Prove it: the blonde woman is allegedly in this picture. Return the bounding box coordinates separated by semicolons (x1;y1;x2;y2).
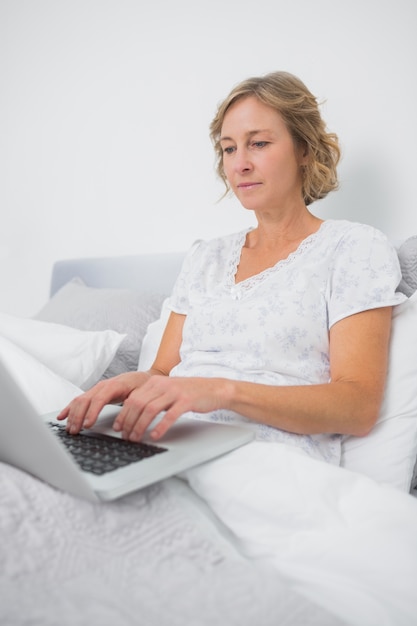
59;71;405;466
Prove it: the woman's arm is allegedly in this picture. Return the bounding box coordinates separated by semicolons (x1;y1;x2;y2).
225;306;392;436
109;306;393;442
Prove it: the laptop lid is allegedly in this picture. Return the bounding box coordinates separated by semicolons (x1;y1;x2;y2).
0;357;253;502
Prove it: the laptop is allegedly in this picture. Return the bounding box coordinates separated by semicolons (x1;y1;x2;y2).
0;358;253;502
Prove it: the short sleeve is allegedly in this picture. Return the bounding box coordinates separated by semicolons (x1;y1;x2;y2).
168;240;203;315
327;224;406;328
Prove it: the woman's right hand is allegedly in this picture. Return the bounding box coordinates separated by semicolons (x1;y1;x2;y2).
57;371;151;435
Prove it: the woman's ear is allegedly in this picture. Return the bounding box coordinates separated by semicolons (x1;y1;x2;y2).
299;141;309;165
295;138;309;167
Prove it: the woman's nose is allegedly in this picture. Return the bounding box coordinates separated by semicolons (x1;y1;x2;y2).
233;149;253;173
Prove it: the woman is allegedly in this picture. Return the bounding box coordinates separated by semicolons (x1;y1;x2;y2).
59;71;405;465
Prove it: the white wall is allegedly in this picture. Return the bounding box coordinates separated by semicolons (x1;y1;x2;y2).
1;0;416;315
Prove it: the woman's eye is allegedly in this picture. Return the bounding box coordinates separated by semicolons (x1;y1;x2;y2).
222;146;235;155
252;141;268;148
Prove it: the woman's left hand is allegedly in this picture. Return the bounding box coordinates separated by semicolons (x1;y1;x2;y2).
113;375;232;441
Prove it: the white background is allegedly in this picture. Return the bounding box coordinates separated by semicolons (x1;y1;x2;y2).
2;0;416;315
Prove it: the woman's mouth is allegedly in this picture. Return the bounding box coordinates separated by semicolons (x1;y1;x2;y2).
237;182;262;190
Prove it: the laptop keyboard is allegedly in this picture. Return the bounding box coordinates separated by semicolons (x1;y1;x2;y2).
48;422;167;475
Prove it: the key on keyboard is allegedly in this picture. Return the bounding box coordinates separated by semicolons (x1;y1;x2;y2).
48;422;167;475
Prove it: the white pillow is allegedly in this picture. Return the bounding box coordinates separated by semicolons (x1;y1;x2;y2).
138;298;171;370
35;278;166;378
342;291;417;491
0;311;125;390
0;335;82;414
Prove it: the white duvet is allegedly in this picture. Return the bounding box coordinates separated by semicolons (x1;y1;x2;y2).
2;438;417;626
183;441;417;626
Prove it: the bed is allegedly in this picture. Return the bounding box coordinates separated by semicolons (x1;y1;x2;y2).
1;233;417;626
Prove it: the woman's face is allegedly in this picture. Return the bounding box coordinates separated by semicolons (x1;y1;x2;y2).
220;96;307;214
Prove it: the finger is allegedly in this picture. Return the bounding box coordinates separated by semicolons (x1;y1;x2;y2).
148;403;186;440
65;394;108;434
112;380;161;434
112;400;143;434
65;395;93;434
119;395;168;441
56;405;70;421
79;397;110;429
67;378;128;434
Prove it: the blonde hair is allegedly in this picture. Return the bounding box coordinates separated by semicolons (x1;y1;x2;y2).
210;71;340;205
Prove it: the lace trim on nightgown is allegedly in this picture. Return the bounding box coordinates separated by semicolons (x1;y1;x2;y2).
228;221;329;294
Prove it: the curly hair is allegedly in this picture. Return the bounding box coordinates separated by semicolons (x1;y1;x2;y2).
209;71;341;205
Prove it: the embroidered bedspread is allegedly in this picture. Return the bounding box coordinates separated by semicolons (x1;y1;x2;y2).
0;461;341;626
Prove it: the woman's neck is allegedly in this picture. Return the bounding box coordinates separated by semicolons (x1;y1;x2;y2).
234;211;324;284
246;208;323;252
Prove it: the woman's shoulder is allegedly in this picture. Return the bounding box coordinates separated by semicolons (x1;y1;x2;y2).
320;220;399;277
322;219;392;246
178;229;251;280
192;228;252;255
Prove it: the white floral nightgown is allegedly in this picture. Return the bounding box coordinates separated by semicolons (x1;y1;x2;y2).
168;220;406;464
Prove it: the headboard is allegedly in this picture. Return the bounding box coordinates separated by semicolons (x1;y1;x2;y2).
50;252;186;297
